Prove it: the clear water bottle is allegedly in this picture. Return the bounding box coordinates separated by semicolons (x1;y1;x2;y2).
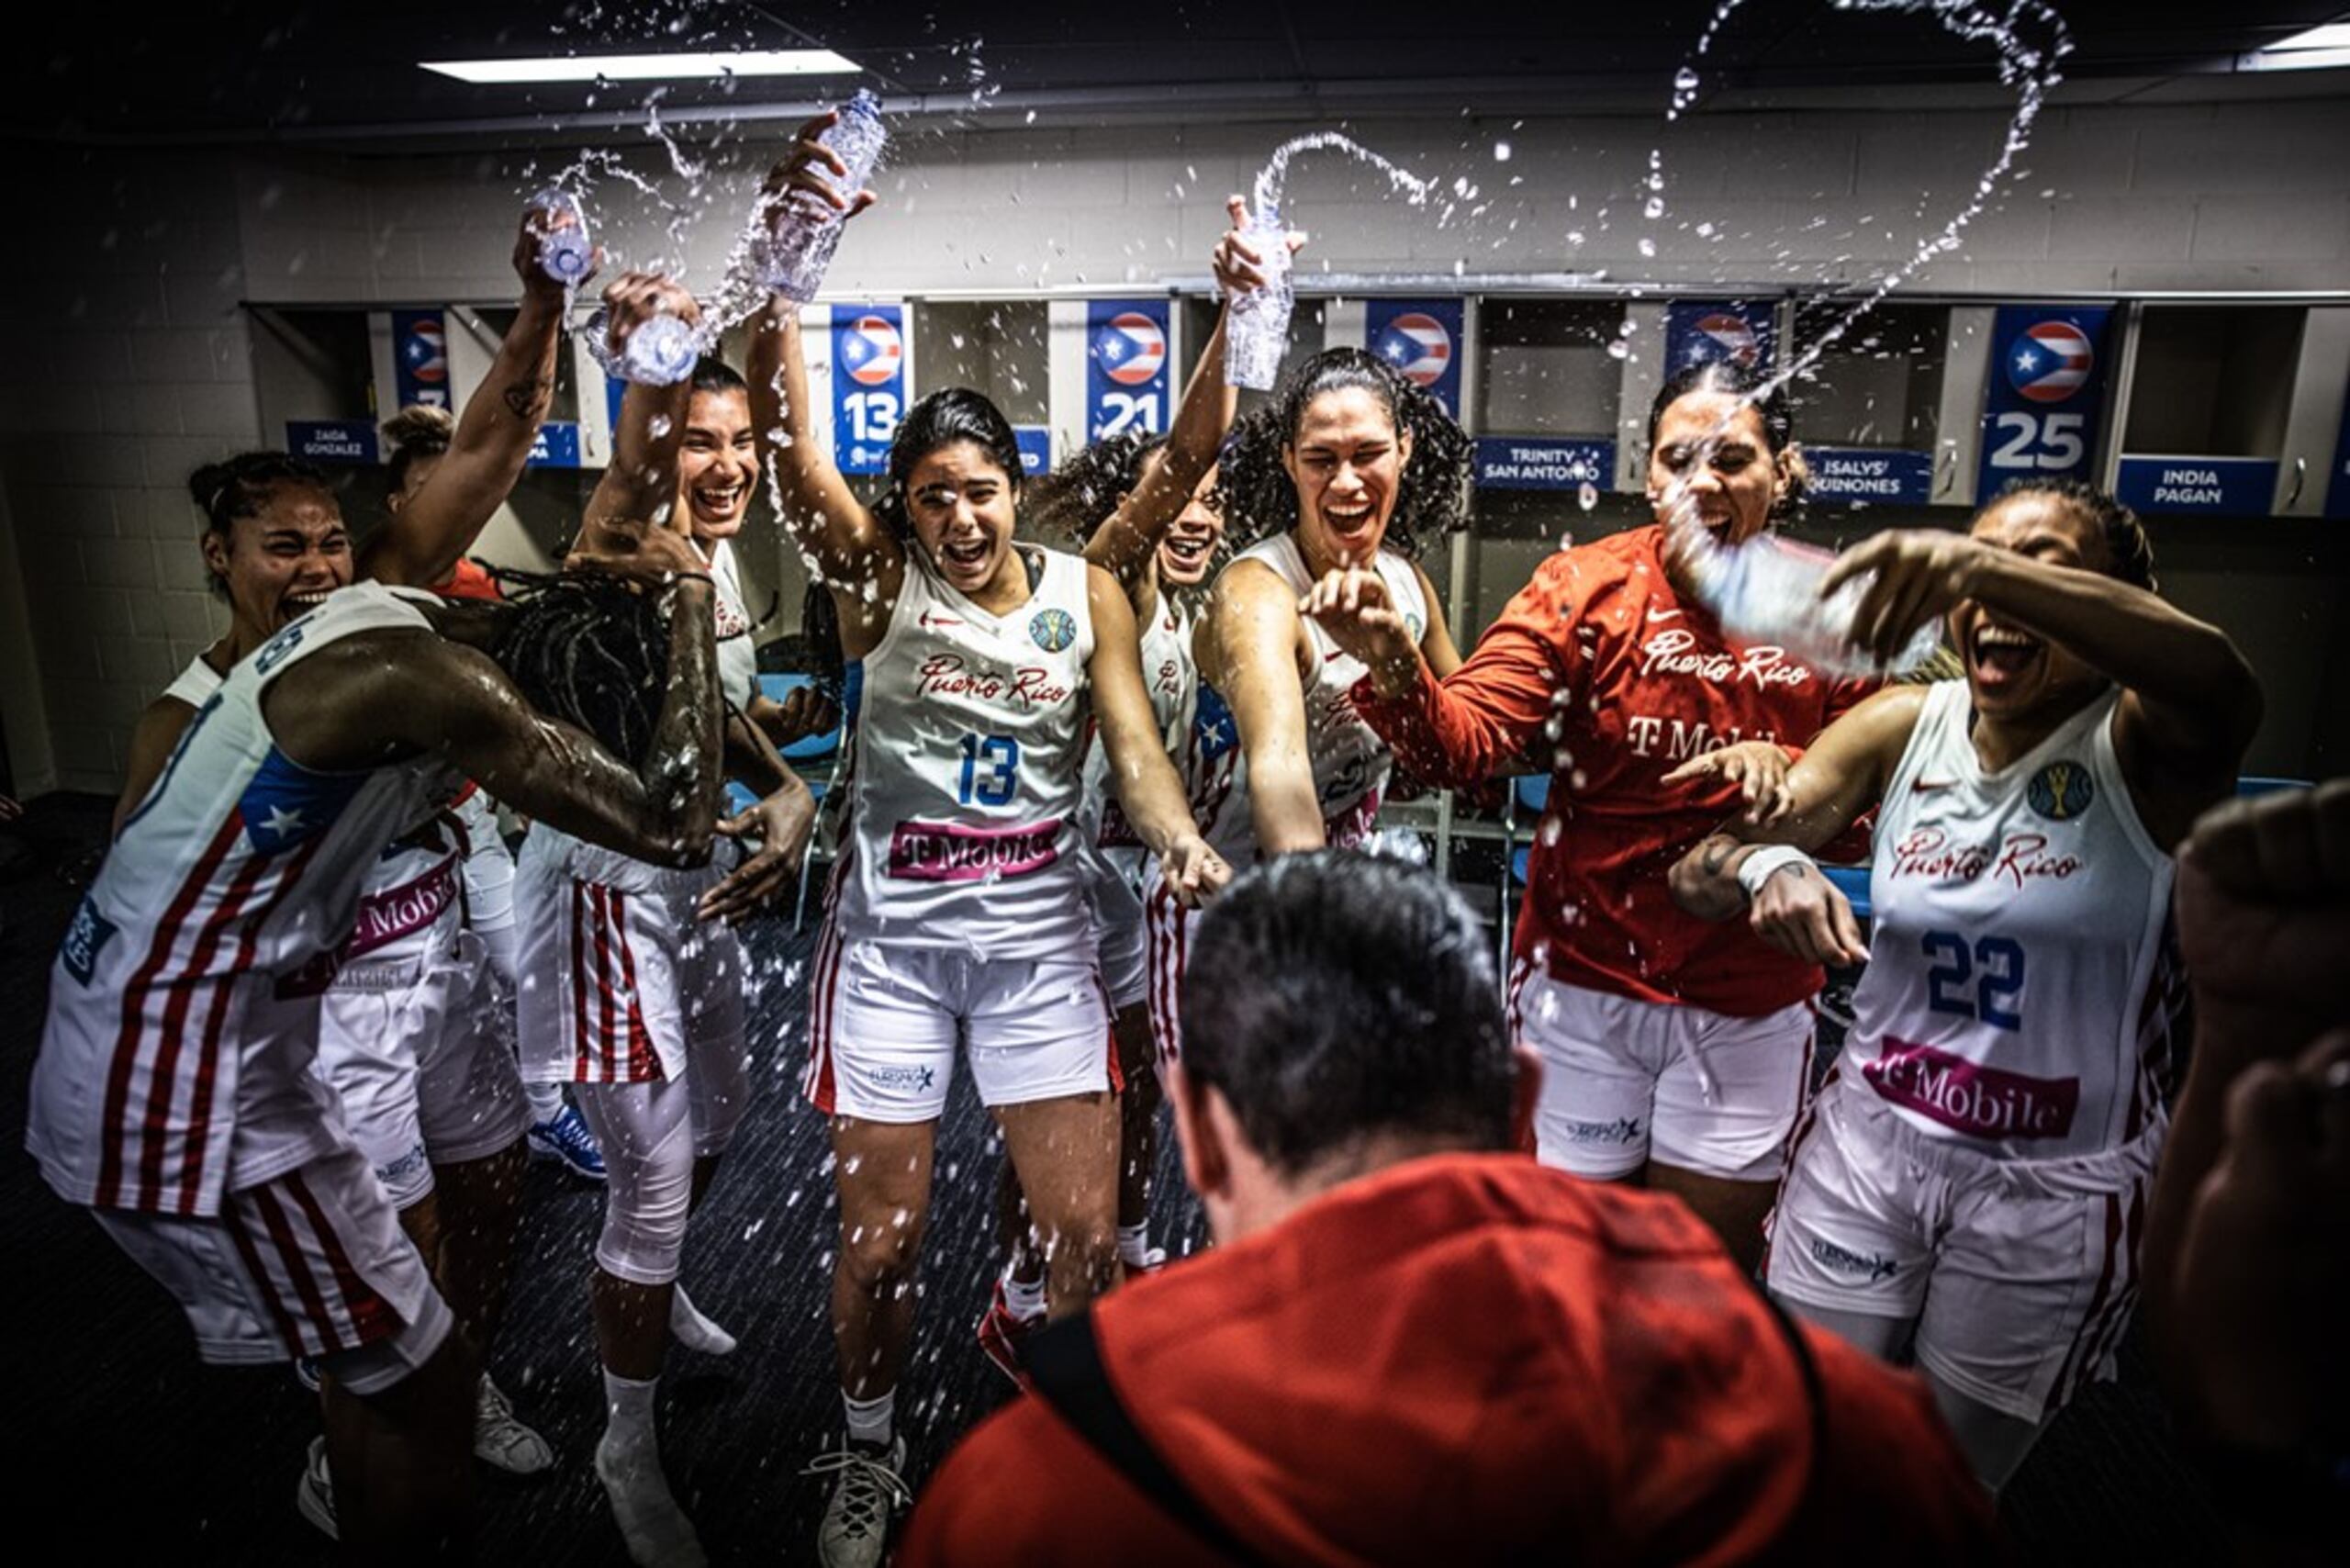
583;308;699;387
532;189;594;287
758;90;889;303
1225;202;1294;392
1684;530;1942;678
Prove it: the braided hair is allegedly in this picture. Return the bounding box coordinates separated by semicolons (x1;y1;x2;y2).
186;451;337;600
1213;348;1473;561
490;575;671;768
1991;476;2156;592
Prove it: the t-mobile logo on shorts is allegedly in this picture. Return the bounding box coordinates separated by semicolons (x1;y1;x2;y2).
1809;1237;1900;1284
1863;1038;2079;1141
1555;1114;1643;1146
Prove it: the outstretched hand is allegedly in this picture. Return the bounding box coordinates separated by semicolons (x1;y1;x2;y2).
1819;529;1986;671
698;785;819;924
565;516;708;588
1160;834;1232;909
1300;566;1419;694
1211;195;1304;299
763;111;878;229
1662;741;1796;825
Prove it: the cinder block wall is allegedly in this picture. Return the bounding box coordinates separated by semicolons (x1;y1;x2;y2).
3;96;2346;794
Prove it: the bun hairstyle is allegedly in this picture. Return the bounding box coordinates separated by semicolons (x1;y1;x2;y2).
380;405;455;493
871;387;1025;542
1646;359;1809;518
1213;347;1473;560
1991;476;2156;592
186;452;335;599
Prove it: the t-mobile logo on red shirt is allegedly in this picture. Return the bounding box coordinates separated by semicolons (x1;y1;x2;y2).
1625;715;1780;762
1863;1038;2079;1140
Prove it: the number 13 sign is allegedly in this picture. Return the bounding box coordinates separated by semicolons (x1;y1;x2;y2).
833;304;908;476
1976;305;2113;501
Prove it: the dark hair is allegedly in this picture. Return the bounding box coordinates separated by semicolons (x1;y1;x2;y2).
186;451;338;600
1179;850;1515;1176
1025;429;1165;547
872;387;1024;542
1989;476;2156;591
491;577;670;767
1214;348;1473;560
1646;358;1808;515
690;357;748;399
379;405;454;494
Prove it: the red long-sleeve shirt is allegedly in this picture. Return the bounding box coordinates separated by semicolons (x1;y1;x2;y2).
1356;525;1874;1016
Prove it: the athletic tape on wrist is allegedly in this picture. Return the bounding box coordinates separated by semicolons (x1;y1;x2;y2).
1736;844;1815;902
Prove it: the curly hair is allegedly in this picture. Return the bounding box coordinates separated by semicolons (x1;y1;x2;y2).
1989;476;2156;592
490;574;671;768
1024;429;1166;548
1212;348;1473;561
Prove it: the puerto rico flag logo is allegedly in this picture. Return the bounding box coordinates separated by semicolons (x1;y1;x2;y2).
401;319;447;389
2027;758;2095;821
1091;312;1166;386
1374;311;1452;388
841;315;903;387
1694;312;1760;367
1029;607;1078;653
2007;321;2094;405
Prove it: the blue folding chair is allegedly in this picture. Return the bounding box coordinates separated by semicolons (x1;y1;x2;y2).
1821;864;1873;925
2235;776;2311;799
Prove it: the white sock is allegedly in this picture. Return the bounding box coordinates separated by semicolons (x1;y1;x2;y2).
595;1376;704;1568
603;1369;659;1454
1002;1271;1047;1324
525;1082;564;1123
844;1389;894;1449
1116;1223;1153;1269
668;1285;737;1357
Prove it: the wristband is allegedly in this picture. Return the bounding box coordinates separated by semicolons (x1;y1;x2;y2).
1736;845;1816;902
666;570;715;588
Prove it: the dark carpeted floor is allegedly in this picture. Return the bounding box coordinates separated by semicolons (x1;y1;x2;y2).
0;792;2224;1562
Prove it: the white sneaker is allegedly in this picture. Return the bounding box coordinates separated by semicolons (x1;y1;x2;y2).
476;1374;555;1475
595;1434;708;1568
805;1435;912;1568
296;1436;338;1540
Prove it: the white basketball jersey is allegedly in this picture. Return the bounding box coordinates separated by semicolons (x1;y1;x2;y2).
710;536;761;713
834;547;1098;959
1848;681;2179;1160
29;582;455;1216
1193;535;1427;867
162;651;227;710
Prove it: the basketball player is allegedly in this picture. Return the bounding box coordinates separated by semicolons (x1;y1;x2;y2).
27;385;726;1562
1667;478;2261;1489
751;118;1228;1568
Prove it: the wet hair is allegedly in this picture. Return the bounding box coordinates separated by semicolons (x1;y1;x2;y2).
380;405;454;495
186;451;338;600
1989;476;2156;591
1214;348;1474;560
491;576;670;768
870;387;1025;542
1180;851;1514;1176
690;357;749;401
1024;429;1165;547
1646;359;1810;514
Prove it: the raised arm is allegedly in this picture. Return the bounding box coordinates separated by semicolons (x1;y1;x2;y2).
572;274;701;559
1087;566;1228;902
1827;526;2261;846
1665;685;1928;966
360;207;573;587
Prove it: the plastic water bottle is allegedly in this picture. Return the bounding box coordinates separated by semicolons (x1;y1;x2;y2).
532;189;594;287
583;308;699;387
1224;202;1294;391
1685;531;1942;678
758;90;889;303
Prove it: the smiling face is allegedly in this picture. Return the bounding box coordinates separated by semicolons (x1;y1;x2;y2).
1646;390;1785;548
201;483;352;641
1281;386;1412;573
1955;491;2110;722
1157;468;1226;588
679;387;759;546
905;440;1020;595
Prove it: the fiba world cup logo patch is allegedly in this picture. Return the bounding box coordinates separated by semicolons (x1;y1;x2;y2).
2027;759;2094;821
1028;608;1077;654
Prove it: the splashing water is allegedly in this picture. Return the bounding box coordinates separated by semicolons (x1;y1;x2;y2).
1248;131;1438;218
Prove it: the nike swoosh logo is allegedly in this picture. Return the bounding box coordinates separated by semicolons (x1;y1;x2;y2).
1647;608;1682;622
921;614;963;628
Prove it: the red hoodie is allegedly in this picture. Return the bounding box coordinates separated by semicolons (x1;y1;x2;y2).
1353;525;1874;1017
902;1153;2001;1566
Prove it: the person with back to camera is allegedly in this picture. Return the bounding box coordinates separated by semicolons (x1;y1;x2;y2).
25;286;737;1562
1666;478;2261;1490
1304;359;1874;1271
2142;778;2349;1565
750;114;1230;1568
901;850;2004;1565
